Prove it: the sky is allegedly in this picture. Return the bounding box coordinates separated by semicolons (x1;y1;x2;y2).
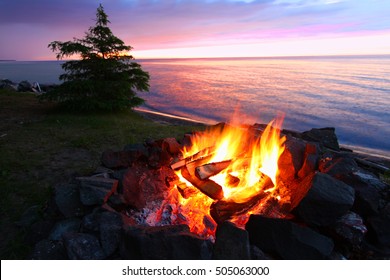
0;0;389;60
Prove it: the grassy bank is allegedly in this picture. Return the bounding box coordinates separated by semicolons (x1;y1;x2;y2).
0;89;203;259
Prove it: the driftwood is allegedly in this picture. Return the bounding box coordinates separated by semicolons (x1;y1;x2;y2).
210;175;274;223
195;160;232;180
170;146;215;170
181;165;224;200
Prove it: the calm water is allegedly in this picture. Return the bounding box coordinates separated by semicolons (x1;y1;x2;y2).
1;56;389;156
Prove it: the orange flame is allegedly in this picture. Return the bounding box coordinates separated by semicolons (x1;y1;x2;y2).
168;116;286;237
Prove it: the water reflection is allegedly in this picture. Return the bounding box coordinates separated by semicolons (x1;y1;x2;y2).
138;56;390;155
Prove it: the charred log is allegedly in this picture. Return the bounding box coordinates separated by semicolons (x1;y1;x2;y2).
176;183;198;199
170;146;216;170
195;160;232;180
210;192;269;224
210;174;274;223
181;165;224;200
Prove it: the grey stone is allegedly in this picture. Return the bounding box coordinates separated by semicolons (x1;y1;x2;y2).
333;211;367;245
30;239;67;260
295;172;355;226
302;127;340;150
250;245;270;260
81;209;102;233
120;225;211;259
367;215;390;247
99;211;123;256
49;218;81;241
63;233;105;260
54;183;84;218
213;221;250;259
246;215;334;259
17;80;32;92
77;176;118;206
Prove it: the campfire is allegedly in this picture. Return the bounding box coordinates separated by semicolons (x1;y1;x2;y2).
27;115;390;260
144;116;289;238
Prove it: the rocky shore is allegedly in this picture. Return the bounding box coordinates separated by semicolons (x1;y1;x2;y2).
0;79;57;93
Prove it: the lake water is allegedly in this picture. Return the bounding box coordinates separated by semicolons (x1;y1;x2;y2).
1;56;389;157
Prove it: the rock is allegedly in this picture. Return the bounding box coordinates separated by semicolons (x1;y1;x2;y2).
17;80;32;92
30;239;67;260
77;176;118;206
353;169;388;192
367;215;390;247
352;181;382;218
246;215;334;259
250;245;270;260
49;218;81;241
213;221;250;259
54;183;84;218
122;166;176;210
278;136;306;181
147;146;172;168
81;208;101;233
99;211;123;256
0;79;17;91
295;172;355;226
302;127;340;151
63;233;105;260
333;212;367;245
298;143;319;179
162;138;182;154
319;154;359;182
120;225;211;259
92;166;114;178
107;193;127;211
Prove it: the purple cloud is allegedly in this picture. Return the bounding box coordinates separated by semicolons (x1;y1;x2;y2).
0;0;389;60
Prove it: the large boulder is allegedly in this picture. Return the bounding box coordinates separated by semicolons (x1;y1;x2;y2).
246;215;334;259
213;221;250;259
120;225;212;259
302;127;340;151
295;172;355;226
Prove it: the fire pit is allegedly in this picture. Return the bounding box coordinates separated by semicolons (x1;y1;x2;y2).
28;117;390;260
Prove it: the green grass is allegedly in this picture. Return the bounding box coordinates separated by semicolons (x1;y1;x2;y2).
0;89;203;259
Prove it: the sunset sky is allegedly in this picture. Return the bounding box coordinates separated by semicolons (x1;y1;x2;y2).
0;0;389;60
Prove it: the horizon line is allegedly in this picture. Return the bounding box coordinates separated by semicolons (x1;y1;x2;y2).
2;53;390;62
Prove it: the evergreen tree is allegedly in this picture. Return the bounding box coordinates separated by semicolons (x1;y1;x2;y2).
40;4;149;111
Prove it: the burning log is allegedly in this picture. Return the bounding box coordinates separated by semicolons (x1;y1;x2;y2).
210;174;274;223
181;165;224;200
210;192;269;224
195;160;232;180
170;146;216;170
226;174;240;187
176;183;198;199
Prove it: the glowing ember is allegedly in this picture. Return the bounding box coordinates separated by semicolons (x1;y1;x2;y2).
161;116;287;238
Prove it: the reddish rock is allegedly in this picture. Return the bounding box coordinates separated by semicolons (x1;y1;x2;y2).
122;166;178;210
298;143;319;179
278;136;306;181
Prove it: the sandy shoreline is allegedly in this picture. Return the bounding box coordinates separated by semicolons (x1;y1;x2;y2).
134;107;207;126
